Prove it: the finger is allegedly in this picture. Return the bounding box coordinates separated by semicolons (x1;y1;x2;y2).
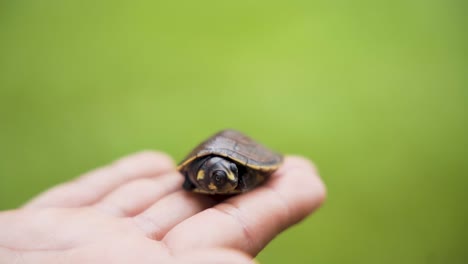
0;247;16;264
93;172;183;217
24;151;175;208
175;248;256;264
164;156;326;256
133;191;216;240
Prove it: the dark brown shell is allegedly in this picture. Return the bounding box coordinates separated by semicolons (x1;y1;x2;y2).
178;129;283;172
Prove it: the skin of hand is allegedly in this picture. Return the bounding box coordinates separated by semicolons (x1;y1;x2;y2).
0;151;326;264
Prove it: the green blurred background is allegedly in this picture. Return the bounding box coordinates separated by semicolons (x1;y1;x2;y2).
1;0;467;263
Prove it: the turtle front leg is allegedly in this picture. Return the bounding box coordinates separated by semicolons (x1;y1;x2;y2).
182;173;196;191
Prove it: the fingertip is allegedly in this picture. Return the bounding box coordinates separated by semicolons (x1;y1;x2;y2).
269;155;326;220
290;168;327;215
120;150;176;167
25;151;178;209
275;155;325;200
314;173;327;206
112;150;176;175
277;155;319;176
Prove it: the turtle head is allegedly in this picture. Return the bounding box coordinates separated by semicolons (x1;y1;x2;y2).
196;156;238;193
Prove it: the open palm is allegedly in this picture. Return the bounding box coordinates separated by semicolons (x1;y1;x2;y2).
0;151;325;264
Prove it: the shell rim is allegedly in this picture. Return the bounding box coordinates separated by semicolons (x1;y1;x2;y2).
177;148;283;171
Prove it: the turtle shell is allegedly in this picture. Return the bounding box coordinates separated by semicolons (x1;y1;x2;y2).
178;129;283;171
178;129;283;194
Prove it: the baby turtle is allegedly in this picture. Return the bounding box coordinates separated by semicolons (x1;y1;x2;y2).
178;129;283;194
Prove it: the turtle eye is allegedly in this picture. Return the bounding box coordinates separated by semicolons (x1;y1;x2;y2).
212;170;227;185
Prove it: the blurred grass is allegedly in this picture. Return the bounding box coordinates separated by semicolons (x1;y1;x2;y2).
0;0;467;263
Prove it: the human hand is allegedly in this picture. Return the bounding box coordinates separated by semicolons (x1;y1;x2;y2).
0;151;325;264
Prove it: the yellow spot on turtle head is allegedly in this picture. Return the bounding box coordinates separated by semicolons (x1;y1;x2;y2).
197;170;205;180
208;182;218;190
227;171;236;181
